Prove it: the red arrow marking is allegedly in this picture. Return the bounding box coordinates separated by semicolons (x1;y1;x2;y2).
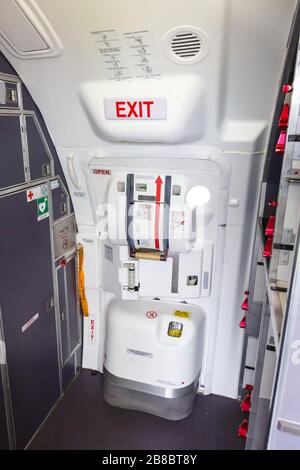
155;176;163;250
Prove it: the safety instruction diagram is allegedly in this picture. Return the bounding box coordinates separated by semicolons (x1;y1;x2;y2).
90;28;162;81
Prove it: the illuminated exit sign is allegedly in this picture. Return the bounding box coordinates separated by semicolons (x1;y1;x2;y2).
103;97;168;120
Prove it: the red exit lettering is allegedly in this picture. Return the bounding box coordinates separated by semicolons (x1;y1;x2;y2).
115;101;154;119
104;97;167;120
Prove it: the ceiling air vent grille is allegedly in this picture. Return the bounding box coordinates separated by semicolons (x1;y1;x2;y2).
162;26;210;65
170;31;202;59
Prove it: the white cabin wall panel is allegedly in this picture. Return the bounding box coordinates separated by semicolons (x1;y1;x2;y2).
225;152;265;227
0;0;295;149
213;149;265;397
212;225;250;398
218;0;295;148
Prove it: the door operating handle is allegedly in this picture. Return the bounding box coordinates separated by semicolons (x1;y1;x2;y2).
277;418;300;436
67;153;82;190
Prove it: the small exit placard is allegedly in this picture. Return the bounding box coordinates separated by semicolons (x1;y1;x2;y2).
103;97;167;120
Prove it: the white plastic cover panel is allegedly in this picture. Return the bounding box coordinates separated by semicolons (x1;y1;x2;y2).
0;0;48;53
0;0;62;58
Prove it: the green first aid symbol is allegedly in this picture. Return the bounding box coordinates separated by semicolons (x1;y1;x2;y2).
37;197;49;221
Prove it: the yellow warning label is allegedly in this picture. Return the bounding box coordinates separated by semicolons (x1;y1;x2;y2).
174;310;191;318
168;329;182;338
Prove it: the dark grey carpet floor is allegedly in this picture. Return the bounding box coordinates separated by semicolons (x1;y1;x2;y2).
29;370;245;450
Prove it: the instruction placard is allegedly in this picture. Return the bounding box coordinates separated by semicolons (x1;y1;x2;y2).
26;184;47;202
91;28;162;81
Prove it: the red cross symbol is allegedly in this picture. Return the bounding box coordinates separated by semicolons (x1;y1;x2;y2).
146;311;158;319
27;191;34;201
